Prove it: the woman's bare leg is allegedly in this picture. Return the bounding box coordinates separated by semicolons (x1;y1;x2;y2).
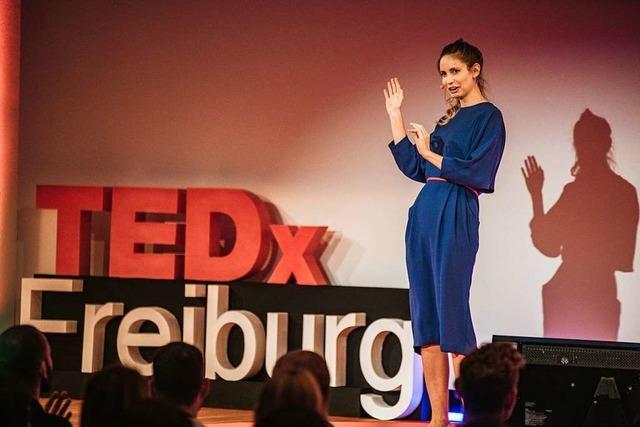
451;353;465;379
421;345;449;426
452;352;465;413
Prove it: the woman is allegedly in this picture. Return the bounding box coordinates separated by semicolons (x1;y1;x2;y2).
385;39;506;426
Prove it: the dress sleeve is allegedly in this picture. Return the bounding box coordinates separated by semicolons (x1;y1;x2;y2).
388;136;442;183
440;109;506;193
388;136;426;183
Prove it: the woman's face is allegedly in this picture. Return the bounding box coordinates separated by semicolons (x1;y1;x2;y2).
439;54;480;100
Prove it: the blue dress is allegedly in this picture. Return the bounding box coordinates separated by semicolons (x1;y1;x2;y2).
388;102;506;355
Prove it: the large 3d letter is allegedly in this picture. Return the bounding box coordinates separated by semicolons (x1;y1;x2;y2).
20;278;83;333
36;185;109;275
82;303;124;373
205;285;265;380
268;225;329;285
265;312;288;377
302;314;325;355
185;189;271;281
116;307;181;376
359;319;423;420
109;187;185;279
325;312;366;386
183;284;206;354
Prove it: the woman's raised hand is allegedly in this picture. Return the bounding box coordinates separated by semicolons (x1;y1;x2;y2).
384;77;404;115
408;122;431;158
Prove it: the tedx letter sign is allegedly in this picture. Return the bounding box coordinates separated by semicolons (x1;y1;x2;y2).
36;185;330;284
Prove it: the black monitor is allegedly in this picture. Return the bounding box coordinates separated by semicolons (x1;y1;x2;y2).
492;335;640;427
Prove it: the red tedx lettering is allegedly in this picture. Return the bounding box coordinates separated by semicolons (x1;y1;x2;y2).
185;189;271;281
109;187;185;279
267;225;329;285
36;185;110;275
36;185;330;284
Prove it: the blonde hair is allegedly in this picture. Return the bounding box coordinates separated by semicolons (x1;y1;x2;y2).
437;39;487;126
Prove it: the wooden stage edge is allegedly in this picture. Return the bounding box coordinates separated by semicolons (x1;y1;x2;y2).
53;400;436;426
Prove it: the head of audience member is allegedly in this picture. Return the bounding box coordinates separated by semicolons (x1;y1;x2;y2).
81;365;149;427
271;350;331;414
0;324;53;398
454;343;525;424
151;342;209;418
254;366;329;427
119;398;192;427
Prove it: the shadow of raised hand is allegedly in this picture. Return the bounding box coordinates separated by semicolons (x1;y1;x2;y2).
522;155;545;218
521;155;544;197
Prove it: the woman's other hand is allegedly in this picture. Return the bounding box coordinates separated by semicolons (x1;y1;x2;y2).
384;77;404;115
408;122;431;158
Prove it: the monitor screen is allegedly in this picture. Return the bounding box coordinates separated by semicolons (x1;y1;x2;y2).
492;335;640;427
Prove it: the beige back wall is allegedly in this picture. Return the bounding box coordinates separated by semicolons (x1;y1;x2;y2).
17;0;640;345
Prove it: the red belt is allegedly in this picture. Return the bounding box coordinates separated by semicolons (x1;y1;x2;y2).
426;177;480;197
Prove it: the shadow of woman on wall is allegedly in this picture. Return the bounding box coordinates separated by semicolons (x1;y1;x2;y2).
521;109;638;341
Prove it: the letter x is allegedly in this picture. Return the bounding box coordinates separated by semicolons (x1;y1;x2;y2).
267;225;329;285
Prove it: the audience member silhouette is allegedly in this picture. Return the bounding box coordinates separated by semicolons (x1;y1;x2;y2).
0;381;33;427
522;109;638;340
271;350;331;415
254;363;331;427
455;342;525;427
81;365;148;427
0;324;72;427
119;398;192;427
152;342;210;427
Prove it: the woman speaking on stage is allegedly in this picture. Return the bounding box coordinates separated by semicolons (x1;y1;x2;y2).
385;39;506;426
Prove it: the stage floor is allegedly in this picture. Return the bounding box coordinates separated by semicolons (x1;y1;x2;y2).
55;400;433;426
